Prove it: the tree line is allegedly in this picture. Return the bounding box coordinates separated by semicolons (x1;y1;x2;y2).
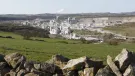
0;23;50;39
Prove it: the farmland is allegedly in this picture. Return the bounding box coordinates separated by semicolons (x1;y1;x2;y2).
0;31;135;63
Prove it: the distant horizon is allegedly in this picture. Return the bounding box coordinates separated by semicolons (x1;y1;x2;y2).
0;0;135;14
0;11;135;15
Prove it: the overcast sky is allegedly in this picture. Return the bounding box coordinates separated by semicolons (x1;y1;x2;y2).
0;0;135;14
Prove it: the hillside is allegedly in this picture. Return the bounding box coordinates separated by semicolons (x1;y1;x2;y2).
103;22;135;37
0;12;135;21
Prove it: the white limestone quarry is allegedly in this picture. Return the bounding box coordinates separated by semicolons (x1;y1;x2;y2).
21;16;135;40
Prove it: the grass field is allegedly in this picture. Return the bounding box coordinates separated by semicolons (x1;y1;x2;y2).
73;29;102;35
103;22;135;37
0;31;135;63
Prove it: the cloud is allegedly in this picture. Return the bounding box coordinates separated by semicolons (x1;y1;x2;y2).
56;9;65;13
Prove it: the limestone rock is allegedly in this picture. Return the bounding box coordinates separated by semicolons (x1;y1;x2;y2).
24;61;61;75
24;61;35;72
63;56;87;70
115;48;132;72
34;63;41;70
78;70;84;76
40;63;59;74
17;69;27;76
123;64;135;76
84;68;94;76
16;61;25;73
47;54;69;68
30;68;52;76
107;55;122;76
30;68;39;73
24;73;39;76
5;71;16;76
95;66;115;76
4;52;26;68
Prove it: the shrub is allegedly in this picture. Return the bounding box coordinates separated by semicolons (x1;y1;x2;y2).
57;41;68;44
49;34;64;39
103;33;115;42
0;36;4;38
106;39;119;46
35;39;45;42
80;37;86;44
0;23;50;38
5;36;13;39
79;37;99;44
87;40;99;44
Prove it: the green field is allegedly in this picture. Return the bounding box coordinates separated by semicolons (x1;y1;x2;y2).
103;22;135;37
73;29;102;35
0;31;135;63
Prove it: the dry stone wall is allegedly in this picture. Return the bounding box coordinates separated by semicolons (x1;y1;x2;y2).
0;48;135;76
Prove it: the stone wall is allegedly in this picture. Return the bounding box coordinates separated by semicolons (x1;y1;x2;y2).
0;48;135;76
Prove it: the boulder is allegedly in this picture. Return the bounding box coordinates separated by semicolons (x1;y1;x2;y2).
31;68;39;73
16;61;25;73
78;70;84;76
123;64;135;76
95;66;115;76
34;63;41;70
5;71;16;76
4;52;26;69
24;61;35;72
31;68;53;76
115;48;133;72
17;69;28;76
84;68;94;76
40;63;60;74
107;55;122;76
47;54;69;68
63;56;87;70
24;61;61;75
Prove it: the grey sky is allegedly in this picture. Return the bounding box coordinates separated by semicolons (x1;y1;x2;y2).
0;0;135;14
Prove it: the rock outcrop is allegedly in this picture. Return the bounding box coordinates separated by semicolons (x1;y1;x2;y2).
0;48;135;76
